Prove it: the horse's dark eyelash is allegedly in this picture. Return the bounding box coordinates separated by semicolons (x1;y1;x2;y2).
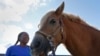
49;19;56;24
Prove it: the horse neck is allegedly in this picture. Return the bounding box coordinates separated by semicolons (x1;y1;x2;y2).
61;14;100;56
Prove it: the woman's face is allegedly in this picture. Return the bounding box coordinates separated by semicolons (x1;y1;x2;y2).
20;33;29;45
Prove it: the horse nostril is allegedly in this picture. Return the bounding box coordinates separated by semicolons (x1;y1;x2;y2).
31;40;41;49
35;41;41;48
30;41;40;50
30;40;41;50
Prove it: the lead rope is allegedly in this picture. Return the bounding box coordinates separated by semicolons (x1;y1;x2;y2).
47;36;56;56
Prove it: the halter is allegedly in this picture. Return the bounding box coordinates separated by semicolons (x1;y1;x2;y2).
37;19;64;56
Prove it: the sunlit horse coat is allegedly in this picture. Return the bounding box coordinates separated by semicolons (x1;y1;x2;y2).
30;2;100;56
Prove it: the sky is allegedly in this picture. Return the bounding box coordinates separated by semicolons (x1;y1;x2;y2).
0;0;100;55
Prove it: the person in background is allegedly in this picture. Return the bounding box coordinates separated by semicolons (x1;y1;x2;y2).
6;32;31;56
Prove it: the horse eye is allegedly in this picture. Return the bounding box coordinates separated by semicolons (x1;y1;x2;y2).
49;19;56;25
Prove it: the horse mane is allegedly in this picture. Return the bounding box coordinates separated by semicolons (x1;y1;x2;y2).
63;13;100;34
62;13;100;31
63;13;88;25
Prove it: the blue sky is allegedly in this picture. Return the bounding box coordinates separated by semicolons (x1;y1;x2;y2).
0;0;100;55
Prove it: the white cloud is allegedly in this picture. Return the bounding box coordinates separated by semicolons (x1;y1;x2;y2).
0;9;22;22
0;24;23;53
48;44;71;55
40;2;46;6
0;45;6;53
32;0;47;7
0;0;51;22
0;0;52;53
0;24;23;44
24;23;33;29
56;44;71;55
0;24;6;32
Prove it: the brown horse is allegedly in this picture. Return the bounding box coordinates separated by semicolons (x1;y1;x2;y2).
30;2;100;56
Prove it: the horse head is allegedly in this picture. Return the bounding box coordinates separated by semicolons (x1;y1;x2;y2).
30;2;65;56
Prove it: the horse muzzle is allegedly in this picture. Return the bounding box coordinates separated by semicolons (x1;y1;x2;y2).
30;32;51;56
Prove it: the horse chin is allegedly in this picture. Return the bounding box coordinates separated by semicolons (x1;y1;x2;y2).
31;50;48;56
30;45;50;56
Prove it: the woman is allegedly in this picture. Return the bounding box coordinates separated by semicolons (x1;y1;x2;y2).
6;32;31;56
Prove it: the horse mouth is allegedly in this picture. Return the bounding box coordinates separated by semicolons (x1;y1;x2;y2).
31;50;48;56
30;42;51;56
30;46;51;56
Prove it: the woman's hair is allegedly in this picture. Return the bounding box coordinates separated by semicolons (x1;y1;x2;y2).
14;32;28;45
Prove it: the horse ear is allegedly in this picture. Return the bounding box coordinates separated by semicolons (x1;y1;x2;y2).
55;2;64;15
